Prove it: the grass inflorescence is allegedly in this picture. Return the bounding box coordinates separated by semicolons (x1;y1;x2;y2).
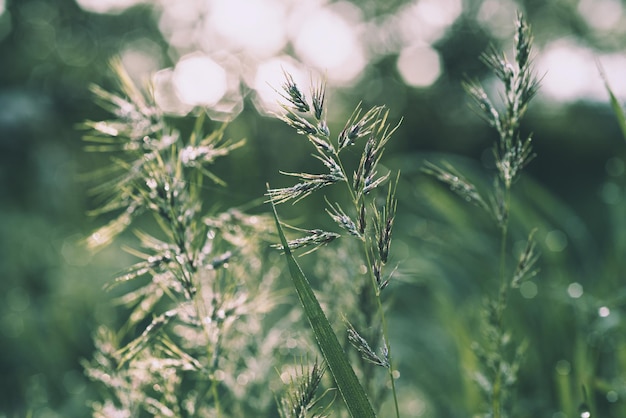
81;61;302;417
268;67;403;417
424;13;540;418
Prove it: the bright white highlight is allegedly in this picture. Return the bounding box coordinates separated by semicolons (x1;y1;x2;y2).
75;0;144;14
210;0;288;58
537;40;626;103
477;0;518;38
119;38;162;85
537;40;596;102
578;0;623;31
173;54;227;107
398;0;463;44
599;306;611;317
292;5;366;84
153;68;194;115
252;56;306;115
397;45;441;87
567;282;583;299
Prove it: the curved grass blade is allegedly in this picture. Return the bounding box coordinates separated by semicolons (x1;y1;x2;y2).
269;195;377;418
599;62;626;142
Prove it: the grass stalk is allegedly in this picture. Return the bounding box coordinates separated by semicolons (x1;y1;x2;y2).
269;73;401;416
270;197;377;418
424;12;539;417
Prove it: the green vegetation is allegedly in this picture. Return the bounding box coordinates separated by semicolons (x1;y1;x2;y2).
4;2;626;417
72;12;625;417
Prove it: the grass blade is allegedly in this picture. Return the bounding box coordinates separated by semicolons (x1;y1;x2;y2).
599;63;626;142
269;195;377;418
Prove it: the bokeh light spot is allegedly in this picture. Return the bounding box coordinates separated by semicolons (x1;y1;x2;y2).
477;0;517;38
538;40;626;102
210;0;287;58
173;54;227;107
415;0;462;29
520;281;538;299
291;4;365;84
398;0;463;45
567;282;583;299
537;40;595;102
578;0;623;31
599;306;611;317
76;0;146;14
154;68;193;115
607;390;619;402
251;56;306;115
601;182;621;205
545;230;567;252
56;26;98;67
119;38;162;85
397;45;441;87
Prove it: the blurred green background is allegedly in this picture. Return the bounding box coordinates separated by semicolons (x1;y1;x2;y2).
2;0;626;416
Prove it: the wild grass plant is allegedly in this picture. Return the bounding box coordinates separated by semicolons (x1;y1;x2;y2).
80;61;304;417
269;72;402;417
423;13;540;417
80;12;626;418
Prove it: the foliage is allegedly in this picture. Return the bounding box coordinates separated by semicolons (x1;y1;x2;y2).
81;61;301;417
23;10;626;418
269;70;402;416
423;14;540;417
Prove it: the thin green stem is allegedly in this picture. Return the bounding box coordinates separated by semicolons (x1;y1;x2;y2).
335;151;400;418
333;151;357;204
211;378;222;418
360;233;400;418
378;292;401;418
493;185;511;418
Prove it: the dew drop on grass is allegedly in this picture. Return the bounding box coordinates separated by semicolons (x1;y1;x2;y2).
579;404;591;418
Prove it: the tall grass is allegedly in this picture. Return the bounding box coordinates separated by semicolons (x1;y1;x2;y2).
423;13;539;417
269;71;401;416
80;59;292;417
80;12;626;418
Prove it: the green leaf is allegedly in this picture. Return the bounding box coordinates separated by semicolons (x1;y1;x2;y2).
600;64;626;142
269;194;377;418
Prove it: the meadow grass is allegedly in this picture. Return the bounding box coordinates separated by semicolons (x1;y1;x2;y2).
80;13;626;418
